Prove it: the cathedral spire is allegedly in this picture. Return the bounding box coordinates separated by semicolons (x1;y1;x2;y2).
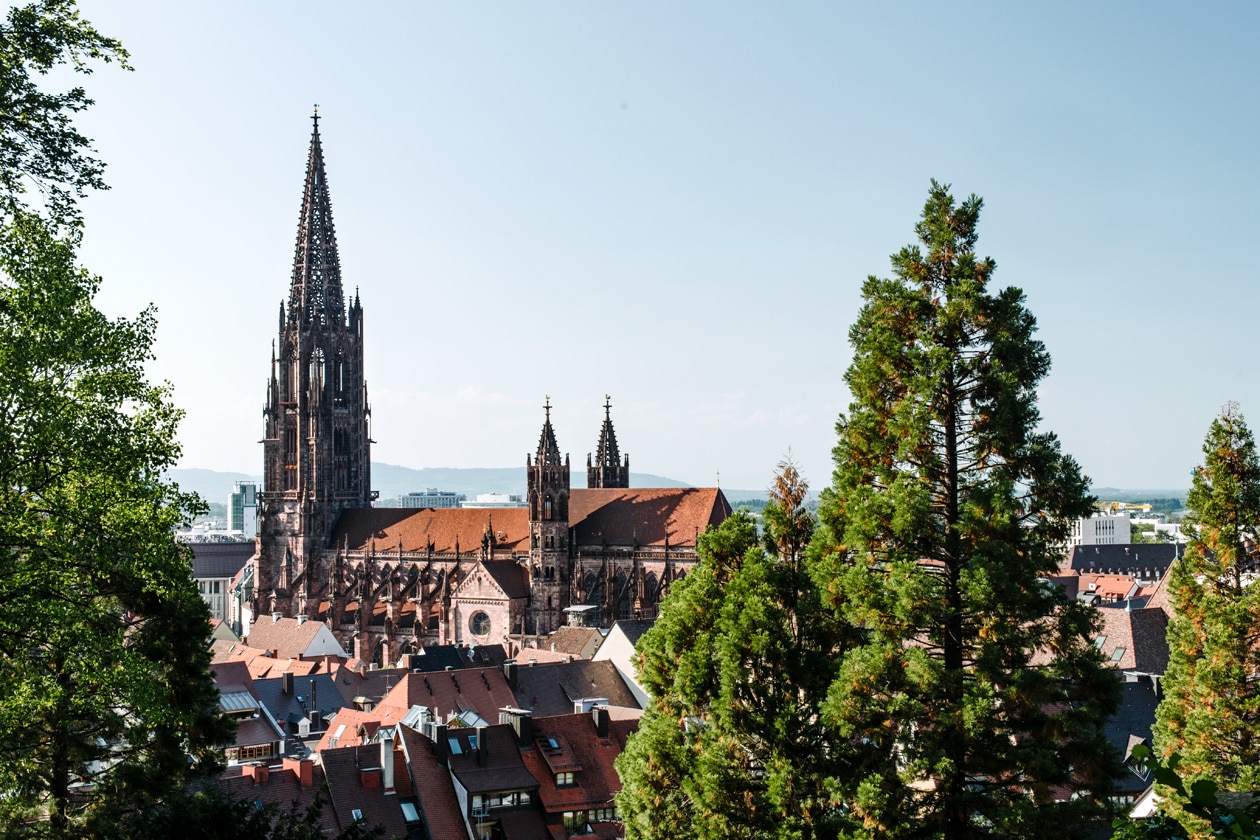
535;396;563;466
587;394;630;488
289;108;344;329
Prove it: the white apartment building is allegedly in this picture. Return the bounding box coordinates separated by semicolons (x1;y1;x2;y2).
1069;512;1132;546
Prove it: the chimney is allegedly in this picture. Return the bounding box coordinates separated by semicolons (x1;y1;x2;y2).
434;724;448;767
499;707;533;745
282;671;294;695
272;612;282;623
310;678;317;713
476;726;487;767
297;614;308;624
503;661;518;691
592;705;610;738
381;730;395;791
282;756;313;788
243;762;270;785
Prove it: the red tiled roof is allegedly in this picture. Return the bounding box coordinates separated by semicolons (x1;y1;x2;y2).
245;616;338;660
569;487;731;549
399;727;467;840
523;712;637;816
379;667;518;726
330;507;529;554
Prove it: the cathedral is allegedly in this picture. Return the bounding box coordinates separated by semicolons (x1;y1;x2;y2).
253;117;731;664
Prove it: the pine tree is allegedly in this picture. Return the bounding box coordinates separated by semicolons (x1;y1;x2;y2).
1154;404;1260;792
617;467;859;840
808;181;1120;839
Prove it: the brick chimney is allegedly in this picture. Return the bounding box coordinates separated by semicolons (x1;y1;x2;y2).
282;756;313;788
243;762;270;785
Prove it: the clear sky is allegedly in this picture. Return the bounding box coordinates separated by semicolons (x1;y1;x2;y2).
67;1;1259;493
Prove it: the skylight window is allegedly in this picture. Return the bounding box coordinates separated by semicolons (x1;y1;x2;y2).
448;737;463;755
1093;636;1107;649
1111;647;1126;662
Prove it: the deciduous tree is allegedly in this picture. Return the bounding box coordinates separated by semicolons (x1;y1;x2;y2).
808;181;1120;839
0;213;232;838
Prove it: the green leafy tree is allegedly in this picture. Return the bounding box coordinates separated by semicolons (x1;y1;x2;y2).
0;4;231;836
0;0;129;227
0;213;232;838
1154;405;1260;797
617;471;860;840
808;181;1121;839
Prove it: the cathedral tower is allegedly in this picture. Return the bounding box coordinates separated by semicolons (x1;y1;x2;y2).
527;398;569;634
257;113;372;620
587;395;629;489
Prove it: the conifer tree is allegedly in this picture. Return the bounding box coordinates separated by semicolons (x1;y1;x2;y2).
808;181;1120;839
618;468;859;840
1154;404;1260;792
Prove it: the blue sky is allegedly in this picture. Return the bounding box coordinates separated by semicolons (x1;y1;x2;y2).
69;2;1259;492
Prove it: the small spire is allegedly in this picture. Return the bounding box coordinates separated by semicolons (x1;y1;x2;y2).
312;103;319;130
535;397;562;466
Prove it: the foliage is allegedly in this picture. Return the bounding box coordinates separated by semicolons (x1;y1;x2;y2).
808;180;1121;839
1111;746;1260;840
86;784;384;840
0;214;232;837
0;0;129;227
1153;405;1260;798
617;490;860;839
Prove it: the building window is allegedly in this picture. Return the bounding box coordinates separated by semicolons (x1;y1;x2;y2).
563;810;588;830
556;771;575;787
544;495;553;520
469;611;491;636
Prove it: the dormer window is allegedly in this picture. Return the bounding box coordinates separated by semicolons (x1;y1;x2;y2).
556;771;576;787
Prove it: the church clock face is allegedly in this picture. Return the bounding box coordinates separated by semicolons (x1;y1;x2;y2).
470;611;491;637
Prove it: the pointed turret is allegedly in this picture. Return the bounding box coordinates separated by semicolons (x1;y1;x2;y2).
535;396;563;467
288;110;345;330
587;394;629;489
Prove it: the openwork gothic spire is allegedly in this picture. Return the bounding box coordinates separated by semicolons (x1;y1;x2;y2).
536;396;563;466
587;394;630;489
594;395;621;468
289;109;345;329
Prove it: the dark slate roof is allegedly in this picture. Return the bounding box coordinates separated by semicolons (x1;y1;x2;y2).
1063;543;1180;576
330;665;410;709
608;619;653;647
1129;607;1171;676
570;487;731;549
405;646;468;672
1106;679;1161;796
482;560;530;600
253;673;345;734
190;542;255;578
446;725;539;794
511;660;641;717
321;744;410;838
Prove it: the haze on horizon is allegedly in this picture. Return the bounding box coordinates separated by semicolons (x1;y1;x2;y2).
72;2;1258;492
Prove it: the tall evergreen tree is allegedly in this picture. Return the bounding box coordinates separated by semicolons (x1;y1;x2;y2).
808;181;1120;839
1154;404;1260;792
617;467;859;840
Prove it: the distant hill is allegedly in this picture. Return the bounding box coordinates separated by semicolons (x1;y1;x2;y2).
167;464;764;506
1091;487;1188;503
